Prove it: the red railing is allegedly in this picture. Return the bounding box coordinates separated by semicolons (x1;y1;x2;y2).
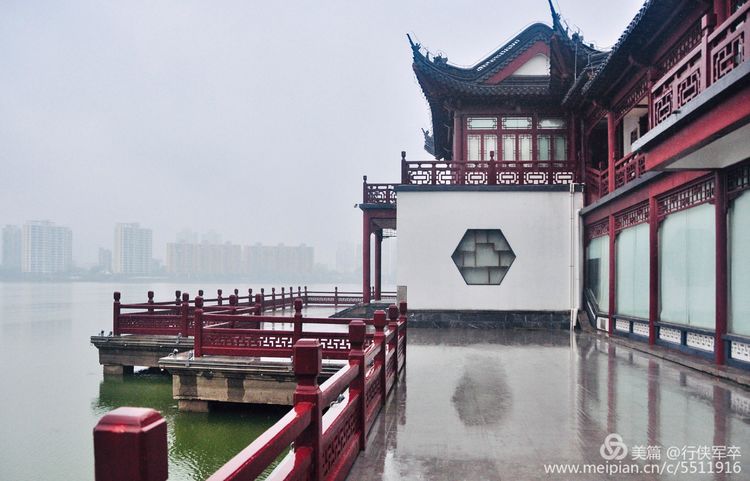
401;158;578;186
94;304;408;481
614;151;646;190
586;166;609;202
652;4;750;127
111;287;397;336
362;176;397;205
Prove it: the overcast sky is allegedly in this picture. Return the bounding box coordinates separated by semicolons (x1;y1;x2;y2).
0;0;643;267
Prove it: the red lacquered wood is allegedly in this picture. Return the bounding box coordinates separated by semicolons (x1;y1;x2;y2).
206;403;313;481
94;407;167;481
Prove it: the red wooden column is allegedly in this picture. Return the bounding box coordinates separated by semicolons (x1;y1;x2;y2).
348;320;367;450
607;112;616;194
374;230;383;301
362;211;372;304
608;215;617;336
715;170;728;365
648;196;659;345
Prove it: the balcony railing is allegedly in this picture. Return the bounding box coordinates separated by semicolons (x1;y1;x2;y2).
652;3;750;127
362;177;398;205
400;158;578;186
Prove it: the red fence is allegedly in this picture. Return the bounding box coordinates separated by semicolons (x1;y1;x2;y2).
401;158;578;186
652;3;750;127
112;287;397;337
94;304;408;481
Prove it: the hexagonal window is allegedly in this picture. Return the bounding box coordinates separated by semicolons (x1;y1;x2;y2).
451;229;516;285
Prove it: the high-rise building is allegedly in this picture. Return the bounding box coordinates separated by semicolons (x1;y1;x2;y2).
166;241;242;277
113;223;152;275
21;221;72;274
2;225;22;272
243;243;314;279
98;248;112;273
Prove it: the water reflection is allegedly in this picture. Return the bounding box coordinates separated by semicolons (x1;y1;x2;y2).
349;329;750;481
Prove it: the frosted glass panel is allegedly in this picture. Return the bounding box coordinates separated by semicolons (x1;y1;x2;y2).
539;118;566;129
467;117;497;130
730;192;750;335
554;136;567;161
467;135;481;161
483;135;497;161
537;135;550;161
660;203;715;328
586;235;610;310
502;135;516;161
519;135;532;161
502;117;532;129
616;224;649;318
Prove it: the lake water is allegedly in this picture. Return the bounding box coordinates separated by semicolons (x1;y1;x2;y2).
0;281;352;481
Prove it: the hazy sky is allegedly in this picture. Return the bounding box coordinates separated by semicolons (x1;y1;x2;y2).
1;0;643;267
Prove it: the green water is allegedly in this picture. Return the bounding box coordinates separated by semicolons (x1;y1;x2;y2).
0;281;348;481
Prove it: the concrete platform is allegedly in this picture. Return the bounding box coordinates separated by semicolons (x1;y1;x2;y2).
90;334;193;375
159;352;345;411
347;329;750;481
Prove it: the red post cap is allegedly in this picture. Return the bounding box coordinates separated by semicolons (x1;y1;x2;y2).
93;407;167;481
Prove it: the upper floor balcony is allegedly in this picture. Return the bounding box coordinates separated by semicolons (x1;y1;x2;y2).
584;2;750;204
362;152;578;206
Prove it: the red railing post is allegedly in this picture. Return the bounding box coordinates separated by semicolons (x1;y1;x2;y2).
388;304;399;376
293;298;303;345
271;288;276;311
289;286;294;308
399;301;408;367
489;151;497;185
147;291;154;314
362;174;369;203
348;320;367;450
248;288;253;306
174;290;181;311
194;297;204;357
281;287;286;308
180;292;189;336
260;288;265;311
94;407;168;481
113;291;121;336
198;289;204;298
229;294;238;327
217;289;223;306
297;286;302;300
293;339;323;481
401;151;408;184
304;286;308;305
254;293;262;315
373;310;387;403
334;286;339;306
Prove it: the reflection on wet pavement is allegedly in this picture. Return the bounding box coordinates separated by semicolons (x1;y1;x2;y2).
348;329;750;481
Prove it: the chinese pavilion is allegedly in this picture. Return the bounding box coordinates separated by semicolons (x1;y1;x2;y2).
360;0;750;368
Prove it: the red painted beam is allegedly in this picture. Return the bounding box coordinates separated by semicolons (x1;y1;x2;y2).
645;84;750;170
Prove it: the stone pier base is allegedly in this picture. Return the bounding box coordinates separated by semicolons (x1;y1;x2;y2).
178;399;210;412
103;364;134;376
160;352;343;409
91;334;194;374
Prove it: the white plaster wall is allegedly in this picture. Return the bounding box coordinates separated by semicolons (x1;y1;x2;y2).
397;190;584;311
512;53;550;76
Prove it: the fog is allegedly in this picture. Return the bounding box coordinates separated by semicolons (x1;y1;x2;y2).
0;0;642;267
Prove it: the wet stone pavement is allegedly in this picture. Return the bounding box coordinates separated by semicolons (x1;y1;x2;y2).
347;329;750;481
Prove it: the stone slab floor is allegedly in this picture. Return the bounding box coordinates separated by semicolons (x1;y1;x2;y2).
347;329;750;480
